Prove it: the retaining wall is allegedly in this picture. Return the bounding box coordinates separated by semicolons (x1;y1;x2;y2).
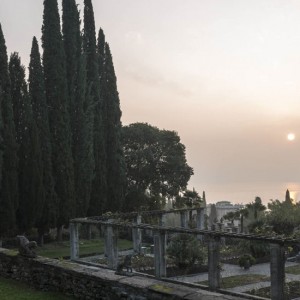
0;247;245;299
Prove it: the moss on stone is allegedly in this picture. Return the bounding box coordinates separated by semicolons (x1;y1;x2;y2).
150;284;174;294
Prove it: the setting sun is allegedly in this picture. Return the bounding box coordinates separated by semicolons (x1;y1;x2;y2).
287;133;296;141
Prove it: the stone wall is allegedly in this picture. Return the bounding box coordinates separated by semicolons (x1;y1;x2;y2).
0;247;245;300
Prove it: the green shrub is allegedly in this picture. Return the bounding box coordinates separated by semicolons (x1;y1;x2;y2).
167;234;205;269
238;254;256;269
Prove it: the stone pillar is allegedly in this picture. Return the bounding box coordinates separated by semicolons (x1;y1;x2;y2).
270;243;285;300
106;225;118;269
133;215;142;253
180;211;188;228
196;208;205;230
196;208;204;240
154;231;166;278
70;223;79;260
208;236;221;291
159;213;166;227
86;224;92;240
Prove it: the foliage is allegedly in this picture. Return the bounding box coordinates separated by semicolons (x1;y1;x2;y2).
0;24;19;238
101;41;126;212
266;198;300;235
238;254;256;268
29;37;57;238
122;123;193;211
62;0;95;217
9;52;45;232
42;0;75;228
173;189;202;209
167;234;205;269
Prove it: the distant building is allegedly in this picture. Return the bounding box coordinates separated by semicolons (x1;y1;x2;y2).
206;201;244;224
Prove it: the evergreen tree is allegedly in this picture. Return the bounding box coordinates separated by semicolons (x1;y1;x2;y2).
0;24;18;238
83;0;107;215
62;0;94;217
28;37;57;243
42;0;75;237
9;52;44;233
101;42;126;211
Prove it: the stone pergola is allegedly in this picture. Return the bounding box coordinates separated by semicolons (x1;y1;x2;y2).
69;207;297;300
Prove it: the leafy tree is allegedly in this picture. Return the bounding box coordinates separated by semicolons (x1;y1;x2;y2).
84;0;107;215
42;0;75;238
173;189;202;209
28;37;57;243
246;197;266;220
0;24;18;238
167;234;205;269
63;0;95;217
267;199;300;235
122;123;193;211
101;42;126;212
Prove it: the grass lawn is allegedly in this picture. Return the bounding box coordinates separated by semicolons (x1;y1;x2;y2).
285;264;300;275
246;281;300;299
198;274;269;289
36;238;132;258
0;277;74;300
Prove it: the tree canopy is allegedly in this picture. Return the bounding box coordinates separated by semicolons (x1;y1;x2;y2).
122;123;193;211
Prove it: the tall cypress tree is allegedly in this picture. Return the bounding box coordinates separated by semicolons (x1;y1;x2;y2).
9;52;44;233
42;0;75;238
29;37;57;243
0;24;18;238
101;42;126;212
63;0;94;217
84;0;107;215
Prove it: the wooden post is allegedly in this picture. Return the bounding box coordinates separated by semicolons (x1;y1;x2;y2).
270;243;285;300
70;223;79;260
208;235;221;291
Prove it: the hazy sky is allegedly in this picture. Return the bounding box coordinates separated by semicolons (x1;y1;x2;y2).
1;0;300;204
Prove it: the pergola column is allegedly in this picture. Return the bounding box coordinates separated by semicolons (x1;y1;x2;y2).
159;213;166;227
106;225;118;269
180;211;189;228
132;214;142;253
196;208;204;240
270;243;285;300
70;223;79;260
208;235;221;291
154;230;166;278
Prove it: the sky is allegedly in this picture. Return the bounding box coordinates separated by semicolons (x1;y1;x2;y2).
1;0;300;204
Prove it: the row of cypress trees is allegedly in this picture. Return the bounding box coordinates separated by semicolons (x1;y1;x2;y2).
0;0;126;241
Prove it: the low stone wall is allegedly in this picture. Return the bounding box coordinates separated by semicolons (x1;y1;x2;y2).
0;247;245;300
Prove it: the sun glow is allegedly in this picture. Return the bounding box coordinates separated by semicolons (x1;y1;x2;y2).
287;133;295;141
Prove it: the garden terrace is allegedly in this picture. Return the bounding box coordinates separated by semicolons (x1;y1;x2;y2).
70;208;298;300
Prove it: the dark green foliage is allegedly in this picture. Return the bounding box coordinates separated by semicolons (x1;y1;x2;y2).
42;0;75;226
101;42;126;212
84;0;107;215
122;123;193;211
174;189;202;209
63;0;95;217
29;37;57;234
167;234;205;269
238;254;255;269
9;53;45;232
0;24;18;237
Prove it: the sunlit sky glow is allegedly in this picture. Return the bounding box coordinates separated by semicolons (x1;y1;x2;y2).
1;0;300;204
